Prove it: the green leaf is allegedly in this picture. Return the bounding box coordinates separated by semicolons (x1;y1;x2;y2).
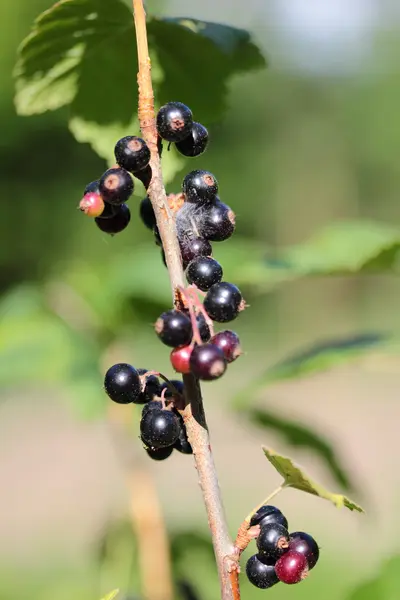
246;408;353;490
263;447;364;512
347;555;400;600
263;221;400;280
100;590;119;600
14;0;266;162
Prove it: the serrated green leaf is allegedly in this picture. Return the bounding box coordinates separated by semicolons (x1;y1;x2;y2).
245;408;352;490
100;590;119;600
263;447;364;512
14;0;266;161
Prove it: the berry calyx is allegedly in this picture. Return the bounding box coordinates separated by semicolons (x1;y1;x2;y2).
189;344;227;381
182;170;218;204
99;167;134;205
170;345;193;374
250;505;289;530
210;330;241;363
275;551;308;584
289;532;319;570
256;522;290;561
204;282;243;323
180;236;212;268
79;192;105;217
245;555;279;590
140;196;156;230
156;102;193;142
140;408;180;448
176;122;209;157
137;369;161;403
186;256;223;291
114;135;151;173
198;200;235;241
146;446;174;461
104;363;141;404
95;204;130;234
155;310;193;348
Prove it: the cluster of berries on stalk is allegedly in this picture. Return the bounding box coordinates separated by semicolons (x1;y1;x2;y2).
245;505;319;589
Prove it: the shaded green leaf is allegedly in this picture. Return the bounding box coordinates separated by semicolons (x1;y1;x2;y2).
347;555;400;600
14;0;266;162
263;447;364;512
246;408;352;490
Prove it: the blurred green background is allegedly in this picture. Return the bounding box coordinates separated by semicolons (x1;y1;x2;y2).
1;0;399;599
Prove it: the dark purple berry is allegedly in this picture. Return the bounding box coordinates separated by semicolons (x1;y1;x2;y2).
250;505;288;530
256;522;290;561
245;555;279;590
160;380;184;399
155;310;193;348
84;180;100;194
197;200;235;241
95;204;130;234
104;363;141;404
204;282;243;323
99;167;134;205
180;236;212;268
114;135;151;173
173;411;193;454
142;400;162;418
197;313;211;342
189;344;227;381
140;408;180;449
186;257;223;291
289;532;319;570
176;122;209;157
210;330;241;363
137;369;161;403
182;170;218;204
134;164;152;189
146;446;173;461
157;102;193;142
275;551;308;584
140;196;156;230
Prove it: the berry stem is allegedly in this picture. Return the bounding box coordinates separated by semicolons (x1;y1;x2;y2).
131;3;236;599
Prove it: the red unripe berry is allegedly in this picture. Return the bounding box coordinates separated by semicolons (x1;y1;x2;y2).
275;551;308;584
79;192;105;217
170;345;193;374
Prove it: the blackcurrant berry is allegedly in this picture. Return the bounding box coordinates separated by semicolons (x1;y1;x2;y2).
204;282;243;323
197;313;211;342
114;135;151;173
160;380;184;399
140;408;180;448
155;310;193;348
174;412;193;454
256;522;290;561
104;363;141;404
79;192;105;217
250;505;288;530
142;400;162;418
139;196;156;230
99;167;134;205
95;204;131;234
176;122;209;157
97;201;118;219
156;102;193;142
275;551;308;584
134;164;152;189
137;369;161;403
245;555;279;590
182;170;218;204
170;345;193;374
180;236;212;268
186;257;223;291
189;344;227;381
289;532;319;570
210;330;241;363
146;446;174;461
197;200;235;242
84;180;100;194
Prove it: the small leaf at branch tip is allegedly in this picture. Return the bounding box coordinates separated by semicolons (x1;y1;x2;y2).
262;447;364;513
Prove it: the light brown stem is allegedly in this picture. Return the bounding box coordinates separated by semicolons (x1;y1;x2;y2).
132;2;236;599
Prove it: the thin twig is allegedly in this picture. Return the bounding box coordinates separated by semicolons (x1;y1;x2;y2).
131;2;236;599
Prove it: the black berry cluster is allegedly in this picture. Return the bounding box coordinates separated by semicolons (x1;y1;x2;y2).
104;364;191;461
245;505;319;589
